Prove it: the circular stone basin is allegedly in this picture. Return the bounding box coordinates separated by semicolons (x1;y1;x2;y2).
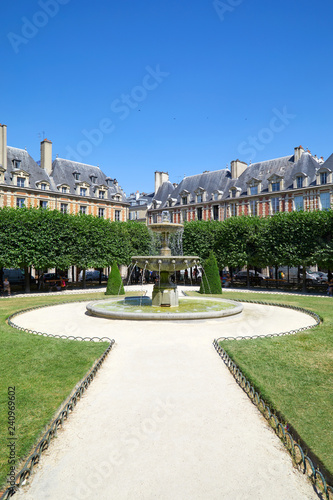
86;297;243;321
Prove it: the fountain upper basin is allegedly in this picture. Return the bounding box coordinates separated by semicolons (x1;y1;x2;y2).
132;256;200;272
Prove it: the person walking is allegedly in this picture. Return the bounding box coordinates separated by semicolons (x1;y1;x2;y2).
3;277;11;296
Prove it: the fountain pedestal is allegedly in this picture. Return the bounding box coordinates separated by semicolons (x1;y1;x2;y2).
152;271;178;307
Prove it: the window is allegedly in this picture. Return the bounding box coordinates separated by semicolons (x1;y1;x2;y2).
197;207;202;220
231;189;237;198
60;203;68;214
231;204;237;217
250;186;258;195
98;208;105;218
250;199;257;216
320;192;330;211
197;194;203;203
182;196;187;205
40;200;48;209
80;206;87;214
296;176;303;189
213;205;219;220
271;197;280;214
115;210;120;221
40;183;47;190
320;172;327;185
294;195;303;211
272;181;280;192
99;190;105;199
213;192;220;201
16;198;25;208
17;177;25;187
61;186;68;193
13;160;21;169
90;175;97;183
181;210;187;222
80;187;87;196
73;172;80;180
106;178;112;186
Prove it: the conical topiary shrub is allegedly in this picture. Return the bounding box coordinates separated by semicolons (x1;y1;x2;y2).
199;252;222;294
105;263;125;295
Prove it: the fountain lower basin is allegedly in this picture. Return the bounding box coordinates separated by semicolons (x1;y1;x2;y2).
86;297;243;321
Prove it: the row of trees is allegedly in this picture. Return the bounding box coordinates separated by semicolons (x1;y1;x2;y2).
1;207;333;292
183;211;333;291
0;208;152;292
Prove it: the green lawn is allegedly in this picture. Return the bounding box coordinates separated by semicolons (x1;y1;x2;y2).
192;290;333;479
0;292;109;491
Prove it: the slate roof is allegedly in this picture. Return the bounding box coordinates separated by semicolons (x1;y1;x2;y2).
51;158;126;201
2;147;126;202
150;151;324;210
5;147;56;189
153;180;175;205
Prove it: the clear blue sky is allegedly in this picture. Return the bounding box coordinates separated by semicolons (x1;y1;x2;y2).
1;0;333;195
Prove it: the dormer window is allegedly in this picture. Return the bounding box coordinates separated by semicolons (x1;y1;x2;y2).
99;190;105;199
62;187;67;193
80;187;87;196
250;186;258;195
40;183;47;191
320;172;327;185
106;178;112;186
17;177;25;187
182;196;187;205
13;160;21;169
296;176;303;188
316;167;331;186
194;187;205;203
272;181;280;192
90;175;97;184
73;171;80;181
230;187;239;198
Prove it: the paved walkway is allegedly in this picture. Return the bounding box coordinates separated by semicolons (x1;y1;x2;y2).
14;295;318;500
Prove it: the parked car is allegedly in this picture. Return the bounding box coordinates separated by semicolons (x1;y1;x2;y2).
3;268;36;285
315;271;328;283
78;270;108;282
305;272;320;283
234;270;266;284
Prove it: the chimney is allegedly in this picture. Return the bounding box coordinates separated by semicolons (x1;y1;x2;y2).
294;145;305;163
0;124;7;171
230;159;247;179
136;190;140;200
154;171;169;193
40;138;52;175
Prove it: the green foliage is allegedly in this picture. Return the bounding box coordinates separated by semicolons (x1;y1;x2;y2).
125;221;151;256
200;252;222;294
105;263;125;295
183;221;220;260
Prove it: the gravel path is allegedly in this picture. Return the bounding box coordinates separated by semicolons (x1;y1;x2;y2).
13;298;317;500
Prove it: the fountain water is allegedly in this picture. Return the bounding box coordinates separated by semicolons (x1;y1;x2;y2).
132;212;199;307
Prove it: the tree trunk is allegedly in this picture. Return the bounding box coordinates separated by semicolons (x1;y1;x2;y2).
302;265;307;292
24;266;31;293
82;268;86;289
246;265;250;289
98;268;102;285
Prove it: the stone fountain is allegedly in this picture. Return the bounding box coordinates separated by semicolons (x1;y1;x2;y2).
132;214;199;307
86;212;243;320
